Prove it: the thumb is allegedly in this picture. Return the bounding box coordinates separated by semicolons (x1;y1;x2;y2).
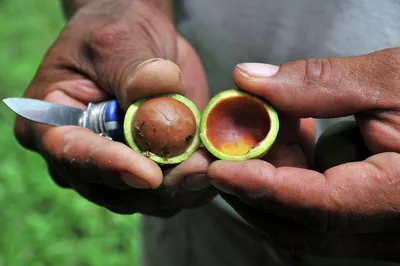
233;48;400;118
115;57;184;110
83;1;185;110
175;35;209;111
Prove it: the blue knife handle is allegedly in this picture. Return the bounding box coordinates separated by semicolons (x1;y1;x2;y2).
83;99;125;142
104;99;125;142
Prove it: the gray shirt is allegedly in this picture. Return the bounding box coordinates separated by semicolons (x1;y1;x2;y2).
176;0;400;95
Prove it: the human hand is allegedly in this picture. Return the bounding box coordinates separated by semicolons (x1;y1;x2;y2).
13;0;216;217
208;48;400;262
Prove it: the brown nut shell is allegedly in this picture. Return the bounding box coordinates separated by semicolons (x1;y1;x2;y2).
132;97;196;158
124;93;202;165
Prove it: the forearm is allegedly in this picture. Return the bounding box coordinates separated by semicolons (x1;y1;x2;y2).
61;0;174;20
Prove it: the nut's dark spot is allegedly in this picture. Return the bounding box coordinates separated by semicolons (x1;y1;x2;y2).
162;147;170;158
132;97;197;157
184;135;193;143
136;131;144;138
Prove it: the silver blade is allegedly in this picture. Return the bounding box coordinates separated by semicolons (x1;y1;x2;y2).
3;97;84;127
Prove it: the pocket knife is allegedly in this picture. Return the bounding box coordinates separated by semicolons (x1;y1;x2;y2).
3;98;125;142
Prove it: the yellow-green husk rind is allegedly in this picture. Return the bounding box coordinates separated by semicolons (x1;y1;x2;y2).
124;93;202;165
199;89;280;161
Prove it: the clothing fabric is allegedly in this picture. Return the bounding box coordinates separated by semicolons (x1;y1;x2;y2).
140;1;400;265
140;204;398;266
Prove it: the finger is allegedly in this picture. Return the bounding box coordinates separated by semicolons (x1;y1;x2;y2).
114;58;184;110
222;193;400;262
233;48;400;118
47;164;71;189
64;180;169;215
65;149;216;214
14;79;108;152
299;118;316;164
208;153;400;233
41;125;163;189
261;143;309;169
176;35;209;110
84;1;185;110
55;176;136;212
35;89;163;189
260;111;309;169
162;148;214;192
356;110;400;154
131;149;217;213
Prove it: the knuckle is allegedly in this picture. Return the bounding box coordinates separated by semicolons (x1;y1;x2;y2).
87;3;169;59
88;20;159;92
90;23;131;54
88;4;158;56
303;58;334;85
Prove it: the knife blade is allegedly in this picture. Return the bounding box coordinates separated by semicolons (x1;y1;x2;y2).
3;97;84;127
3;97;125;142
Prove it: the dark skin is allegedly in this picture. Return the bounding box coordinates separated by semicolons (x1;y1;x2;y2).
208;51;400;262
14;0;400;262
14;0;216;217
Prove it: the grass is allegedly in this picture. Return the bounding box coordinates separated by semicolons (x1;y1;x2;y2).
0;1;141;265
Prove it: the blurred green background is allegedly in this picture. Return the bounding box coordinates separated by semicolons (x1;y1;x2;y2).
0;1;141;265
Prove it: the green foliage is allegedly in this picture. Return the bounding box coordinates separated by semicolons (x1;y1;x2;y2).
0;1;141;265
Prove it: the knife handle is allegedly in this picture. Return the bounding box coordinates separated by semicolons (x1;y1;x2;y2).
84;99;125;142
104;99;125;141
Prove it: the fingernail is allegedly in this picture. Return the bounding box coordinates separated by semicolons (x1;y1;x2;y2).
211;180;235;195
236;63;279;78
120;172;151;189
180;174;210;192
